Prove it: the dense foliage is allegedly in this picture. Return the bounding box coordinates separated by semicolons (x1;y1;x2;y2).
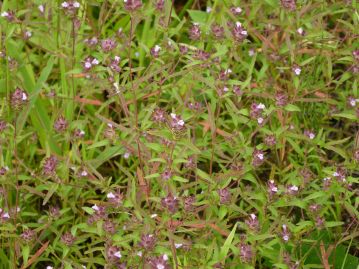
0;0;358;268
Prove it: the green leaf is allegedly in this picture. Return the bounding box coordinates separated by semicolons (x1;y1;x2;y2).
219;222;238;261
284;104;301;112
187;10;208;23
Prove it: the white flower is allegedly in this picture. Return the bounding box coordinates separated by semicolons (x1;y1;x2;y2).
175;243;183;248
46;267;54;269
257;103;266;110
135;52;139;57
150;214;157;218
114;251;122;258
241;30;248;36
91;58;99;65
248;49;255;57
283;235;289;241
297;27;304;35
235;21;242;28
137;251;143;257
193;22;199;26
107;123;113;128
234;7;242;13
73;1;80;8
22;93;28;101
225;68;232;74
38;5;45;13
250;213;256;219
206;6;212;13
289;185;298;191
257;153;264;160
157;265;164;269
257;117;264;124
170;113;177;119
333;172;339;177
114;56;121;61
25;31;32;38
154;45;161;52
84;62;92;69
61;2;69;8
79;130;85;136
107;192;116;199
124;152;130;159
2;212;10;219
124;0;128;2
349;99;356;107
293;67;301;76
81;170;88;177
223;86;229;92
92;204;100;211
308;133;315;140
1;11;9;17
163;254;168;261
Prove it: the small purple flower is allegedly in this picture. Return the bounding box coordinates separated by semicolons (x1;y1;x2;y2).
43;155;58;176
0;120;7;132
169;113;185;131
252;149;265;167
352;50;359;61
0;166;9;176
139;233;156;250
161;169;172;181
154;0;165;11
250;102;265;119
183;195;196;211
152;108;166;123
211;24;224;39
264;135;276;147
275;92;288;106
218;68;232;81
161;193;179;213
1;10;16;22
148;254;170;269
315;216;325;228
109;56;121;73
233;86;243;96
179;45;188;55
61;1;80;15
281;0;296;11
297;27;305;36
150;45;161;58
286;184;299;195
218;188;231;204
230;6;242;15
347;96;357;107
292;64;301;76
73;128;85;139
21;229;36;242
189;23;201;40
23;30;32;40
106;244;122;262
61;232;76;246
245;214;260;231
11;87;28;111
0;208;10;221
309;204;321;213
239;243;253;263
103;219;116;234
193;49;210;61
54;115;68;133
101;38;117;52
124;0;143;11
232;22;248;42
107;189;123;206
84;36;98;47
323;177;332;190
333;168;346;183
184;156;196;169
49;206;61;218
104;123;116;140
281;224;290;242
82;56;99;71
187;101;202;111
304;130;315;140
267;180;278;196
